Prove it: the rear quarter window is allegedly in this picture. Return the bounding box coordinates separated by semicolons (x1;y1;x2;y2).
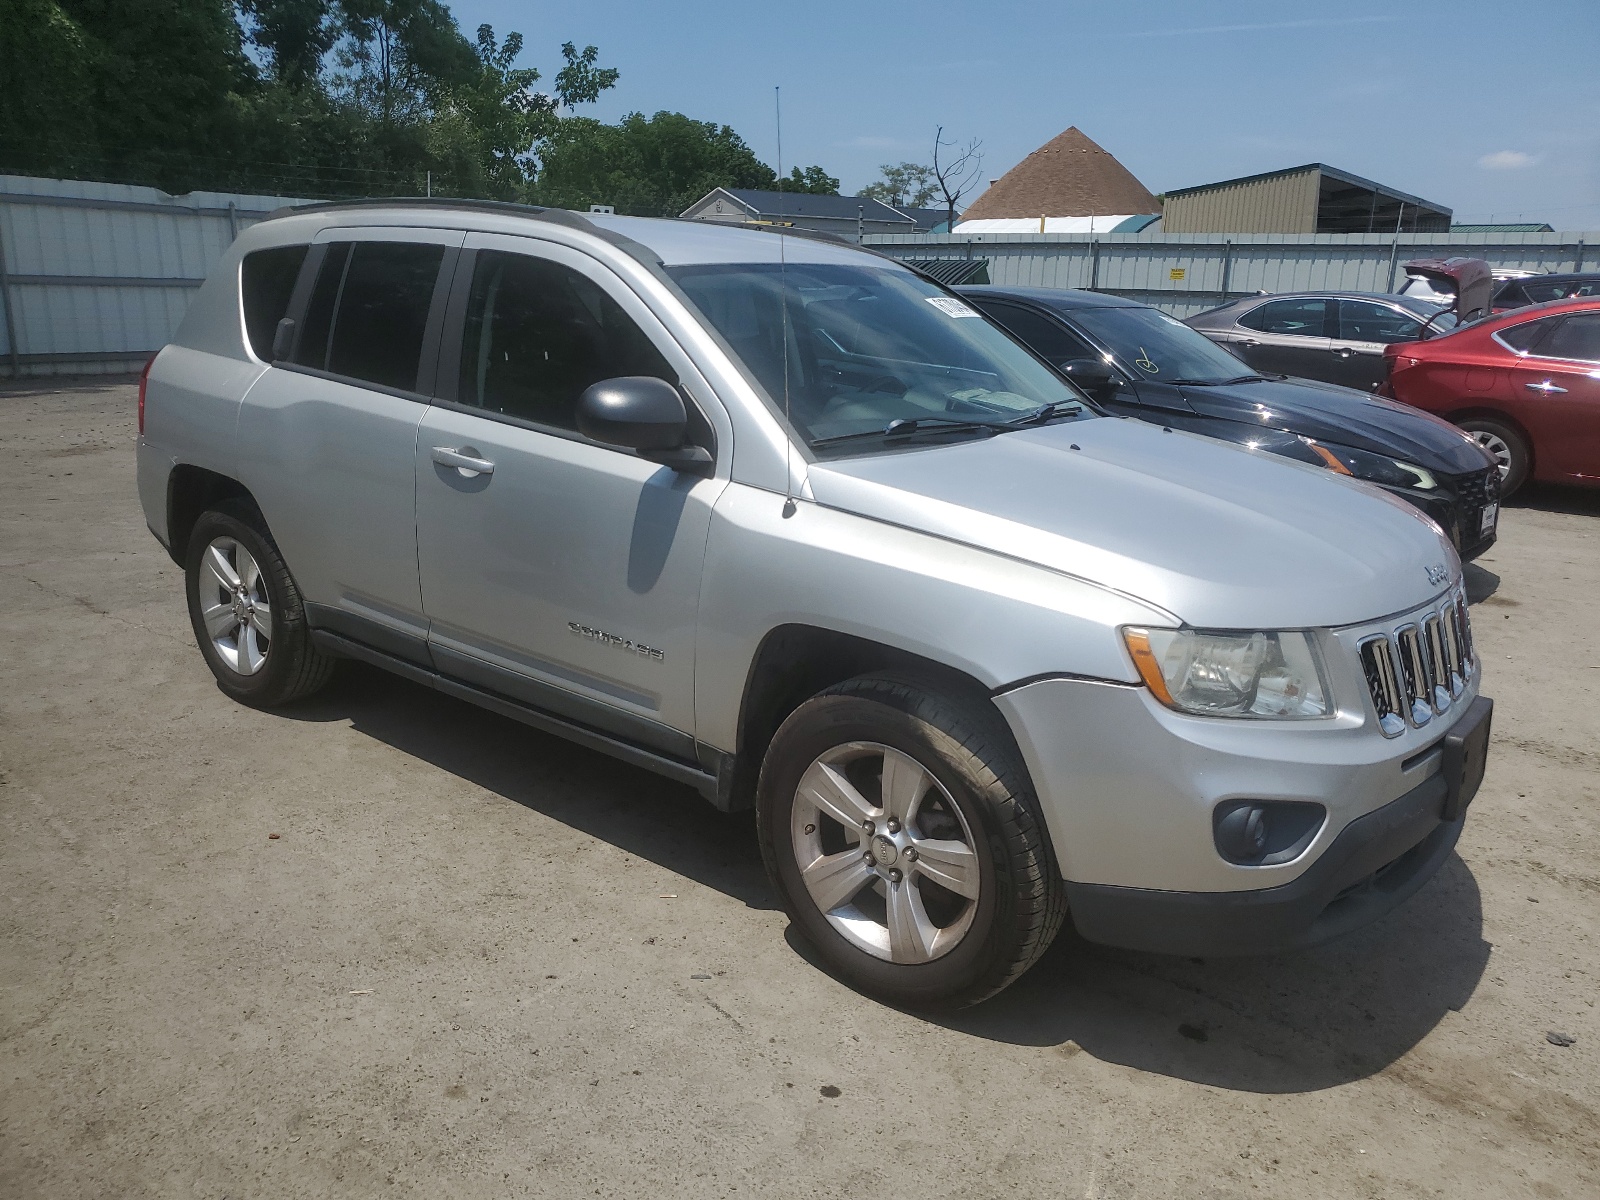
240;245;309;361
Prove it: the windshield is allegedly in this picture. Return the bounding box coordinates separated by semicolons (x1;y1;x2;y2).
1068;304;1259;384
666;261;1093;451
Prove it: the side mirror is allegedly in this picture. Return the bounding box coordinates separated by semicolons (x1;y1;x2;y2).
576;376;712;472
271;316;296;362
1055;357;1120;398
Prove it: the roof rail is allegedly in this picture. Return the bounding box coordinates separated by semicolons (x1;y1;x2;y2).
261;195;673;268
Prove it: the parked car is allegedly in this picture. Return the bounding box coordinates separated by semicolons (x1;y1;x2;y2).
1398;263;1538;310
1186;291;1457;392
961;286;1501;558
1484;272;1600;312
1381;296;1600;494
137;200;1492;1009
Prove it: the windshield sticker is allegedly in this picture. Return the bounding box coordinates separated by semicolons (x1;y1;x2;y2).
925;296;982;318
1133;346;1160;373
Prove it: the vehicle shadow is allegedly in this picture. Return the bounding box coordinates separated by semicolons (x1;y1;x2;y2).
1464;561;1500;604
279;662;777;912
1506;481;1600;517
924;854;1488;1093
282;663;1489;1095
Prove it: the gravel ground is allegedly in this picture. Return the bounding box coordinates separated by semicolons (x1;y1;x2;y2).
2;380;1596;1199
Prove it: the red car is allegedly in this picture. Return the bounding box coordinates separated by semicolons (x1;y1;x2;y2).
1382;296;1600;495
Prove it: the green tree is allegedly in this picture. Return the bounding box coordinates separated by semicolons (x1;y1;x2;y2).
779;164;839;195
0;1;96;178
532;110;781;216
239;0;338;91
860;162;938;208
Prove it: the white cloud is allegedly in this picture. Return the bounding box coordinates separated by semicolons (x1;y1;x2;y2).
1478;150;1537;170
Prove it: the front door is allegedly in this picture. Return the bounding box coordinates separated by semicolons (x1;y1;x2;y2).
1232;296;1333;381
414;235;728;755
236;229;460;657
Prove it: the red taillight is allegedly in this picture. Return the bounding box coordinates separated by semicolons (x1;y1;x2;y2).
138;354;154;435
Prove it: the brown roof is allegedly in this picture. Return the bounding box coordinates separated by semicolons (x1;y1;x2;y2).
961;127;1159;221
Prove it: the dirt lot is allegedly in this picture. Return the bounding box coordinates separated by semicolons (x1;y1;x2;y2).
2;379;1596;1199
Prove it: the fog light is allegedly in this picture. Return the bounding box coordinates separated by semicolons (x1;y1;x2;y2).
1215;805;1268;860
1213;800;1327;866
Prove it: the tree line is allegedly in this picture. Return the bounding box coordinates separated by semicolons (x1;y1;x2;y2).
0;0;842;214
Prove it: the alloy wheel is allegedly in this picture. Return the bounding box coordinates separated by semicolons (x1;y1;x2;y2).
198;535;272;675
790;741;981;964
1472;430;1513;482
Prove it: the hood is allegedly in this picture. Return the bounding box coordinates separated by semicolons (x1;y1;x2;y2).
1175;376;1492;474
806;417;1457;630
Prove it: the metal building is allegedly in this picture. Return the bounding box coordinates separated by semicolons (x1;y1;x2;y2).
1161;164;1451;235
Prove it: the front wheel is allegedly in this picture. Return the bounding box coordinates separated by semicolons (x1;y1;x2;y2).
757;673;1065;1009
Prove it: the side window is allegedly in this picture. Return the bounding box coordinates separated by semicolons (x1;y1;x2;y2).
240;244;308;361
1338;300;1423;344
1520;280;1572;304
1238;298;1328;336
976;302;1099;363
291;241;444;391
458;250;676;431
326;243;445;391
1496;316;1561;354
1539;313;1600;363
293;242;349;373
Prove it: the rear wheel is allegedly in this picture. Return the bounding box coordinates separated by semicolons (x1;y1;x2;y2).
1456;417;1530;496
184;501;335;707
757;673;1065;1009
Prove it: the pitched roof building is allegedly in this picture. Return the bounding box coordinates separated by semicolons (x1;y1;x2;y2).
680;188;915;237
955;127;1160;233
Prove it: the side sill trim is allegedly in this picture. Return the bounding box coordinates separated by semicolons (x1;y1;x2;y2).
310;629;719;803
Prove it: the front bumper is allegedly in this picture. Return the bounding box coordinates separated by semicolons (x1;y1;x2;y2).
1065;764;1460;956
994;621;1489;956
1390;469;1499;562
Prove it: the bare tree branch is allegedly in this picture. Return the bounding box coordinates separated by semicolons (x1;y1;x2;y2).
932;126;983;232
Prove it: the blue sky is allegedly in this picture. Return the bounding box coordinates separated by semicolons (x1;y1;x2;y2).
458;0;1600;228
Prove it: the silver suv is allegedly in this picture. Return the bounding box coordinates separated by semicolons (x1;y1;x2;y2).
137;201;1493;1008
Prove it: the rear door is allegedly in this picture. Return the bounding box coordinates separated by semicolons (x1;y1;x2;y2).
1503;311;1600;481
236;228;461;660
1332;300;1428;392
1232;297;1333;380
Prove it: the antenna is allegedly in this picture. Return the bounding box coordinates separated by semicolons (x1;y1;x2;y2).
776;85;796;518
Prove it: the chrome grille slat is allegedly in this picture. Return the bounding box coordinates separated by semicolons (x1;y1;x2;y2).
1423;615;1452;713
1356;593;1475;737
1359;635;1407;738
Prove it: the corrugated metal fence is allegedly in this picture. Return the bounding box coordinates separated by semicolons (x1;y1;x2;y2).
3;174;1597;375
864;229;1596;318
0;175;312;376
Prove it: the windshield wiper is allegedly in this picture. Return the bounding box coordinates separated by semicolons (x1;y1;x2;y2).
1001;400;1087;426
1165;375;1272;386
809;416;1006;448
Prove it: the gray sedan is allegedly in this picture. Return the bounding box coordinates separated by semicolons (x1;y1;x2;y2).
1185;292;1454;392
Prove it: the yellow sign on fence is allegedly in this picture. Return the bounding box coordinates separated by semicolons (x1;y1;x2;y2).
1169;267;1186;281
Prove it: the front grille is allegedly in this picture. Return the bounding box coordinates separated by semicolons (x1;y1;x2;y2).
1357;592;1475;737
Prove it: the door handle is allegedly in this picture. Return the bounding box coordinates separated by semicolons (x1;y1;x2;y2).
1238;338;1261;347
431;446;495;476
1525;380;1567;394
1331;346;1356;358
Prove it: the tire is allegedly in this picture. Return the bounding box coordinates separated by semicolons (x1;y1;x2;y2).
1456;416;1530;497
757;672;1066;1009
184;499;335;707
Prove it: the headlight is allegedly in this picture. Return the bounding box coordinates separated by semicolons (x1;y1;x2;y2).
1242;432;1438;490
1123;628;1332;719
